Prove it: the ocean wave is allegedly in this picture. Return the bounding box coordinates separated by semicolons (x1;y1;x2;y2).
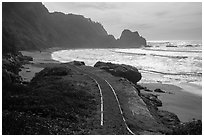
144;48;202;53
140;69;202;77
51;49;202;88
111;50;146;56
166;45;177;47
112;50;189;59
150;54;188;59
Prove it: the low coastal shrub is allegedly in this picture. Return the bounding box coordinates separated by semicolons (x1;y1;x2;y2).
2;66;98;135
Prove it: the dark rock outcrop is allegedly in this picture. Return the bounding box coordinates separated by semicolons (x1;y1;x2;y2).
140;93;162;107
94;61;142;83
140;92;181;132
157;110;180;127
138;84;181;132
117;29;146;48
154;88;165;93
185;45;193;47
69;61;85;66
136;84;202;135
171;120;202;135
2;52;33;92
3;53;33;75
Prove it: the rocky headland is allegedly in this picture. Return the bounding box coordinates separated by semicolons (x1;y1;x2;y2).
3;2;146;54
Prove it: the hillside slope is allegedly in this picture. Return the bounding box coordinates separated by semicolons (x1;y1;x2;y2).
2;2;146;53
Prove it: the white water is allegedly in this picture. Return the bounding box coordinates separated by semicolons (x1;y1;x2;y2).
51;40;202;96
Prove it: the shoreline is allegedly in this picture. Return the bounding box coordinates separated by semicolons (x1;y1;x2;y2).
21;49;202;96
139;83;202;122
20;49;202;123
51;48;202;96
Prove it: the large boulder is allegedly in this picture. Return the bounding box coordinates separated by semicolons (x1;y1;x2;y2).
94;61;142;83
154;88;165;93
69;61;85;66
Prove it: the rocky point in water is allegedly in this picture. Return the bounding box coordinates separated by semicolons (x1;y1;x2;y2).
117;29;146;48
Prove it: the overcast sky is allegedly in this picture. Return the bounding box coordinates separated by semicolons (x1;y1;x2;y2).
43;2;202;41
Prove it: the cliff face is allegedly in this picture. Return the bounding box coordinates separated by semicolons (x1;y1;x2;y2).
2;3;52;52
117;29;146;48
2;2;146;53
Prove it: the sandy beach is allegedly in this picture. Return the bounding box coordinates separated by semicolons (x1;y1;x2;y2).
140;83;202;122
19;48;61;81
19;49;202;123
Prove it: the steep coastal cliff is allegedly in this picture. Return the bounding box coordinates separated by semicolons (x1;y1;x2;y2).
3;2;146;54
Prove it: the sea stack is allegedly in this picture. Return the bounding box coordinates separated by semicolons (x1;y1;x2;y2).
117;29;146;48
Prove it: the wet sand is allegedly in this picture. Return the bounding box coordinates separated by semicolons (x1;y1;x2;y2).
20;48;60;81
19;64;44;81
140;83;202;122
